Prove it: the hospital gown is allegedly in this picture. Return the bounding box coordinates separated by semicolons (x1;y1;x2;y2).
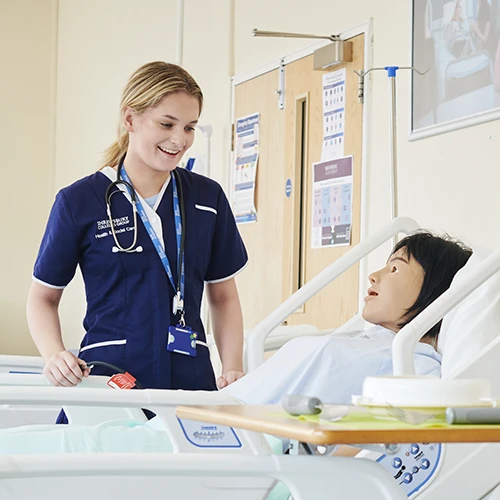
222;325;442;404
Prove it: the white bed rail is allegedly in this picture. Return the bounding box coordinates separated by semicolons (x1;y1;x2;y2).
393;248;500;375
246;217;420;371
0;453;406;500
0;354;44;373
0;375;244;428
0;384;239;408
0;382;265;453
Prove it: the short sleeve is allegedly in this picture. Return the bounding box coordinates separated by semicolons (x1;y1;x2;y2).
33;190;80;288
204;189;248;283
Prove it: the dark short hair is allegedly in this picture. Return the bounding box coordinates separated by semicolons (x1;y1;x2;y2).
391;231;472;342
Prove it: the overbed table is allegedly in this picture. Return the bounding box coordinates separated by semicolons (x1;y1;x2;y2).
176;404;500;445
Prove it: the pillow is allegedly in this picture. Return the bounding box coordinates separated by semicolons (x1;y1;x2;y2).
438;247;500;377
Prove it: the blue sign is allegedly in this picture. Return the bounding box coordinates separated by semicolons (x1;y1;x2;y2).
285;178;292;198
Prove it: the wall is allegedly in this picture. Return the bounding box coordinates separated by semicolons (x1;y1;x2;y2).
54;0;235;348
54;0;179;348
0;0;58;355
5;0;500;354
230;0;500;279
182;0;233;186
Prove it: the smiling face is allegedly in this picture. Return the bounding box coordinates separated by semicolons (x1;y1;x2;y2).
123;91;200;174
362;249;425;332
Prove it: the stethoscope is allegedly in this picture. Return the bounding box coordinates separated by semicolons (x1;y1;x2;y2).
104;161;142;253
104;158;185;258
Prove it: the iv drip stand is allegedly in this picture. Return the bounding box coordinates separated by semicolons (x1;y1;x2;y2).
354;66;428;222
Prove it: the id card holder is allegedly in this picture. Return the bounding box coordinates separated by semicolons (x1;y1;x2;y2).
167;324;198;357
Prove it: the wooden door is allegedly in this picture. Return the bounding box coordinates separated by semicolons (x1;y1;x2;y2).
234;34;364;331
283;34;364;329
233;70;286;328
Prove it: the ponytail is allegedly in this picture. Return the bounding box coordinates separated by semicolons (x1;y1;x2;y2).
101;129;129;169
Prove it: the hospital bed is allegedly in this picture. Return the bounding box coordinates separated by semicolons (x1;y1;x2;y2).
2;216;500;499
0;383;405;500
244;217;500;499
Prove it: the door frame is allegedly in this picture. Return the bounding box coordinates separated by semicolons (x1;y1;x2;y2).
229;19;373;312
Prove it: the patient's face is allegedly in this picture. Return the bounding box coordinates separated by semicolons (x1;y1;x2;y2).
362;249;424;332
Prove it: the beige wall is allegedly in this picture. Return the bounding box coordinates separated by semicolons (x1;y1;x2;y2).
231;0;500;275
55;0;234;348
55;0;178;348
4;0;500;354
183;0;233;185
0;0;57;355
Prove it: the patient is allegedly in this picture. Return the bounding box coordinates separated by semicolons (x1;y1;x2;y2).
0;231;472;457
222;231;472;405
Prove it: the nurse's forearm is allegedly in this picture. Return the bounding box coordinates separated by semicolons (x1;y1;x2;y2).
26;282;65;361
208;280;244;372
212;298;244;371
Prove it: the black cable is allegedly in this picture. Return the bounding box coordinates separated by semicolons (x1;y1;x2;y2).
301;442;315;455
83;360;144;389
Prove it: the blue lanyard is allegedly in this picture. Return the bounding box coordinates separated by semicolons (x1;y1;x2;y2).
120;167;185;316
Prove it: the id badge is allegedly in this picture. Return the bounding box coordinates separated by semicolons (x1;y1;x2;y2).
167;324;198;357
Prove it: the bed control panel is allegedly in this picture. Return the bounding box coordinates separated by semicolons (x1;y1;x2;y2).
177;418;243;449
377;443;442;497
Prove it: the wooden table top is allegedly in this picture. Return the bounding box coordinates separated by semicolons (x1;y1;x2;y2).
176;404;500;445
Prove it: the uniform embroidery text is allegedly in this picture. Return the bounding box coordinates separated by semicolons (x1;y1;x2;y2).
96;216;130;231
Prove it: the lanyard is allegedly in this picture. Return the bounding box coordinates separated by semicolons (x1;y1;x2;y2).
120;167;185;319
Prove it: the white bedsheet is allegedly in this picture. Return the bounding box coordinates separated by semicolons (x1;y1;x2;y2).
222;326;442;404
0;418;172;455
0;417;284;456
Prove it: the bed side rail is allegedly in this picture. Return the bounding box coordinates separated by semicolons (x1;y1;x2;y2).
246;217;420;371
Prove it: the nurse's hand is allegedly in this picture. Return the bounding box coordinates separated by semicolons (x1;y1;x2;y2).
216;370;245;389
44;350;90;387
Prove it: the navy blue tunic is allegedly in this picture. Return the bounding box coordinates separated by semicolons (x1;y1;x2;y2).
33;167;248;391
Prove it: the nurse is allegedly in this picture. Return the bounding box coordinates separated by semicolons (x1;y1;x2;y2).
27;61;247;395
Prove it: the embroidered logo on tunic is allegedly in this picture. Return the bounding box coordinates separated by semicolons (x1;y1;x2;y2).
96;216;130;231
95;216;134;239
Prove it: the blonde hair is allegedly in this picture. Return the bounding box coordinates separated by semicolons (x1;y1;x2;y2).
101;61;203;169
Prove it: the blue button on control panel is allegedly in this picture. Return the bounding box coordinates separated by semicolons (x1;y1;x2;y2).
421;458;430;470
403;473;413;484
376;443;441;497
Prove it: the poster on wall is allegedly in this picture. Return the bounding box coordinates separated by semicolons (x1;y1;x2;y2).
311;156;353;249
411;0;500;139
321;68;346;160
232;113;259;224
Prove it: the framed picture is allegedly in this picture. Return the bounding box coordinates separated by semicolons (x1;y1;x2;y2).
410;0;500;140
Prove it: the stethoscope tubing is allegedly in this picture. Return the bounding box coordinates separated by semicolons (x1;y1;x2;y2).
105;161;186;300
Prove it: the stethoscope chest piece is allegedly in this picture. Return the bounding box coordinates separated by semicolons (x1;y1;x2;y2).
105;180;142;253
